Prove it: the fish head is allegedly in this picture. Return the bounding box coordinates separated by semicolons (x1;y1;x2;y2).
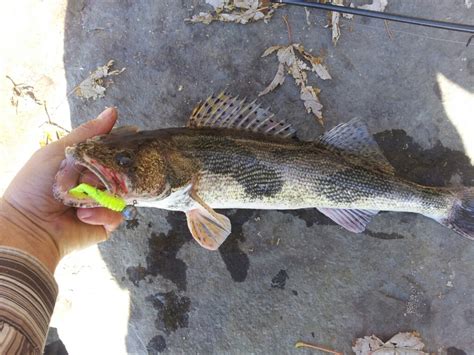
54;129;171;208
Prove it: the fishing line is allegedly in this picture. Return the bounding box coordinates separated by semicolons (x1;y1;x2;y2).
272;0;474;34
303;9;471;46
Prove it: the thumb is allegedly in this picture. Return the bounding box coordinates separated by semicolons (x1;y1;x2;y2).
61;107;118;147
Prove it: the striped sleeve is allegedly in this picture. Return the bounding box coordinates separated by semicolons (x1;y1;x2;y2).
0;247;58;354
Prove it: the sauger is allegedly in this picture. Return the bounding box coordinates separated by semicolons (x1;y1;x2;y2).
54;92;474;249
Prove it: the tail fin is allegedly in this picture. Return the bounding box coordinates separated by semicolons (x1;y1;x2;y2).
440;188;474;241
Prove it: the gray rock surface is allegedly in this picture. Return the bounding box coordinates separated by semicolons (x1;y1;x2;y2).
61;1;473;353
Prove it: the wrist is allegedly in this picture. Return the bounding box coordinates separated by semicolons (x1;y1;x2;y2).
0;198;60;273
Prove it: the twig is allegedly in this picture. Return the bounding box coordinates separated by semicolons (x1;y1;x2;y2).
467;34;474;47
5;75;18;87
384;20;394;40
43;100;52;123
295;341;343;355
39;101;71;133
282;15;293;43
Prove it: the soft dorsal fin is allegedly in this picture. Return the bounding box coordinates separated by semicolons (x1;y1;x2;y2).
188;92;296;138
315;118;395;175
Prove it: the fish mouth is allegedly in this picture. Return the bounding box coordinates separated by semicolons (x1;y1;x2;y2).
53;149;128;208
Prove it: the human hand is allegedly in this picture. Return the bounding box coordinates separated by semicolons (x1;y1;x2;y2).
0;108;123;271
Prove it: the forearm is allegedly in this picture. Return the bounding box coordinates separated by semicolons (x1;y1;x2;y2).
0;199;59;353
0;247;58;354
0;199;60;273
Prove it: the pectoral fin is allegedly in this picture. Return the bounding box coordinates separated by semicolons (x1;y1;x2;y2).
185;195;231;250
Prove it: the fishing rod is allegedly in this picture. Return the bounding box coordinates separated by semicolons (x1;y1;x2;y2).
271;0;474;35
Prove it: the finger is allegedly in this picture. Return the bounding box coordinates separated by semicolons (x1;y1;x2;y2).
76;207;123;232
60;107;118;147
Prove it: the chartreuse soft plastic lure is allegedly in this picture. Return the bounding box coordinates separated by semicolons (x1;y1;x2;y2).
69;183;126;212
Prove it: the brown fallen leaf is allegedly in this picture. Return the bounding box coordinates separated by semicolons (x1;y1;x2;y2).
324;0;389;45
186;0;281;25
329;0;344;45
6;75;42;113
353;332;428;355
259;44;331;124
358;0;388;12
74;60;125;100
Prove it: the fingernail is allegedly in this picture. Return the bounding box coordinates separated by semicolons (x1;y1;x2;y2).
77;208;93;220
97;107;114;121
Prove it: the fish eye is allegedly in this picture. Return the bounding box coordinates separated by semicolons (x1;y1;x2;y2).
115;151;133;167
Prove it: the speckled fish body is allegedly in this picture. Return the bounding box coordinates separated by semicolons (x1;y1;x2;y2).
54;93;474;249
138;128;450;216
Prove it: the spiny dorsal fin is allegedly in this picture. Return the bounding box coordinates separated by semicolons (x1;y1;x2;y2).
188;92;296;138
316;118;395;175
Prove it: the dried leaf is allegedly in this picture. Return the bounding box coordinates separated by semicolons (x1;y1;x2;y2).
295;45;332;80
353;332;428;355
206;0;229;10
186;0;280;25
234;0;258;9
358;0;388;12
259;63;286;96
300;86;323;122
312;63;331;80
187;12;214;24
6;75;42;113
219;8;265;24
324;0;388;45
259;44;330;124
330;0;343;45
75;60;125;100
342;3;355;19
261;45;284;57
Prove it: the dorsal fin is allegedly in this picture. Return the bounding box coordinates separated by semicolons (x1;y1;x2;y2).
110;126;140;135
188;92;296;138
316;118;395;175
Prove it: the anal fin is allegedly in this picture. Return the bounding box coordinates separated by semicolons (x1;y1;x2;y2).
317;207;379;233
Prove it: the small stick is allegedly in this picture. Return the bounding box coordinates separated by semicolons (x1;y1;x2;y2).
282;15;293;43
295;341;343;355
40;101;71;133
384;20;394;40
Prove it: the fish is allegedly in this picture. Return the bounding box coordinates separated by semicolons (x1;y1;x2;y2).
54;92;474;249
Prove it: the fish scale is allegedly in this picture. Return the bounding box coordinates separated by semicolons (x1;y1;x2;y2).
174;130;451;215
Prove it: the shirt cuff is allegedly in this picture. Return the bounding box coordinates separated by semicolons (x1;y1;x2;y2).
0;246;58;354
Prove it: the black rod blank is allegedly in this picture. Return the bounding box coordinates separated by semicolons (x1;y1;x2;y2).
271;0;474;34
